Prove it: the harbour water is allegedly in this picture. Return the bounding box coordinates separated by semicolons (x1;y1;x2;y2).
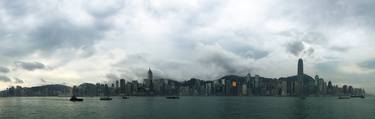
0;96;373;119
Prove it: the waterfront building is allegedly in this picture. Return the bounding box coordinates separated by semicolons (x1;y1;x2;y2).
316;76;326;95
144;68;154;95
116;80;119;88
280;80;287;96
327;81;333;95
120;79;126;95
254;75;260;95
125;82;132;95
242;83;247;96
96;83;101;96
205;81;214;96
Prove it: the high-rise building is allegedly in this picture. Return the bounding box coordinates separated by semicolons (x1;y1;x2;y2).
255;75;260;88
297;58;304;96
116;80;119;88
120;79;126;94
280;80;287;96
144;68;153;91
148;67;153;81
327;81;333;95
144;67;154;95
246;73;253;96
298;58;304;76
241;83;247;96
254;75;260;95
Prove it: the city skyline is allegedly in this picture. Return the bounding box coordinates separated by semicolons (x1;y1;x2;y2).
0;1;374;119
0;0;375;95
1;58;366;97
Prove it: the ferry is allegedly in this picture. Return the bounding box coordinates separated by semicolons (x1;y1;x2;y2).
166;96;180;99
70;95;84;102
338;95;351;99
70;86;83;102
122;96;129;99
100;96;113;101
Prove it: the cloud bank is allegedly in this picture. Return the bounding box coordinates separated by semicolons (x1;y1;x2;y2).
0;0;375;94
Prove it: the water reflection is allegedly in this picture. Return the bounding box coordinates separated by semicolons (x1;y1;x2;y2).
291;98;309;119
0;97;372;119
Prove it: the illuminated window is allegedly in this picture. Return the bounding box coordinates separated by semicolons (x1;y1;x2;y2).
232;80;237;88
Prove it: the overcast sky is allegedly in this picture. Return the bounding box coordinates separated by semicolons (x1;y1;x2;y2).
1;0;375;93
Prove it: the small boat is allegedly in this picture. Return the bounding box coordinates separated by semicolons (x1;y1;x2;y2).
100;84;112;101
122;96;129;99
100;97;113;101
70;86;83;102
338;95;351;99
166;96;180;99
70;96;83;102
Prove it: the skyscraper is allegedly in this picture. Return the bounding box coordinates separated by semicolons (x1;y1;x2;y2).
120;79;126;94
298;58;303;76
148;67;153;81
147;67;154;95
116;80;119;88
297;58;304;96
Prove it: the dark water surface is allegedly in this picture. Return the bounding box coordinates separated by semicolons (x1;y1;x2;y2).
0;96;373;119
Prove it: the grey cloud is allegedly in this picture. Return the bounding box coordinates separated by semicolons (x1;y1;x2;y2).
330;46;350;52
111;53;150;81
241;49;269;60
15;61;46;71
0;6;109;58
198;52;240;74
29;19;104;53
286;41;305;56
14;78;24;84
219;41;269;60
0;66;10;73
106;73;120;81
195;44;253;76
359;59;375;69
0;75;11;82
110;44;256;81
278;0;374;27
1;0;30;16
300;32;326;45
280;30;327;45
280;30;325;57
304;47;315;56
85;0;124;18
227;49;269;60
40;78;46;83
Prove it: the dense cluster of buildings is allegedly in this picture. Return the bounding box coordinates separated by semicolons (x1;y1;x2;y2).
0;85;70;97
69;58;366;97
0;59;366;97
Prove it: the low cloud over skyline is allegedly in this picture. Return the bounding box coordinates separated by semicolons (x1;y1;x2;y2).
1;0;375;93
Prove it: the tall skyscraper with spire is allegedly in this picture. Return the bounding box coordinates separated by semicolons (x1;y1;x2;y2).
297;58;304;96
147;67;154;95
298;58;303;76
148;67;153;81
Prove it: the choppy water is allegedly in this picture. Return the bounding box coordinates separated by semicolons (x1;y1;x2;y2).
0;96;373;119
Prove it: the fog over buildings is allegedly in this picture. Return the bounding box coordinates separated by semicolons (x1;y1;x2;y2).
0;0;375;94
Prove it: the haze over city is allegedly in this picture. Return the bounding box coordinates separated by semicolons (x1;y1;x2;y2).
0;0;375;94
